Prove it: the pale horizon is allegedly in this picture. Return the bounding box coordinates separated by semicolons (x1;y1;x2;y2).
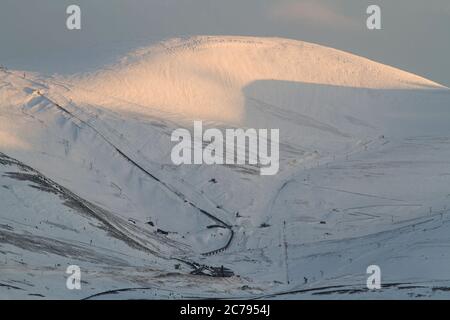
1;0;450;86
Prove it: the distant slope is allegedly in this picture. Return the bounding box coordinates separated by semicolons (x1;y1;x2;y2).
68;36;445;124
1;36;450;299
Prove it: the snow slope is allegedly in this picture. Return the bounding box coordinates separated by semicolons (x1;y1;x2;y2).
1;36;450;299
68;36;444;122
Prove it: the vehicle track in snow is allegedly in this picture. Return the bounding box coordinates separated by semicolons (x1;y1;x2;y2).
2;151;235;282
46;95;233;255
1;68;234;256
30;87;233;256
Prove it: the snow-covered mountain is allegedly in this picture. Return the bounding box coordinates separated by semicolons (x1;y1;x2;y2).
1;36;450;299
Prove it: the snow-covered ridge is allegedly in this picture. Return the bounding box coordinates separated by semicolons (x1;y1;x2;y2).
2;36;450;299
67;36;446;123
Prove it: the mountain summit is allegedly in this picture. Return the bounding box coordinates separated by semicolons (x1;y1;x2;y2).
68;36;445;123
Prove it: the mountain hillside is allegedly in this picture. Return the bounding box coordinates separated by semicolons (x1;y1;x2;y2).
1;36;450;299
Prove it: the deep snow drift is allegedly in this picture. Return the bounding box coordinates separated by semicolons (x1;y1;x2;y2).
1;36;450;299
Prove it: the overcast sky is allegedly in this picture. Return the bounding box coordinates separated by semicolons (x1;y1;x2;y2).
1;0;449;86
